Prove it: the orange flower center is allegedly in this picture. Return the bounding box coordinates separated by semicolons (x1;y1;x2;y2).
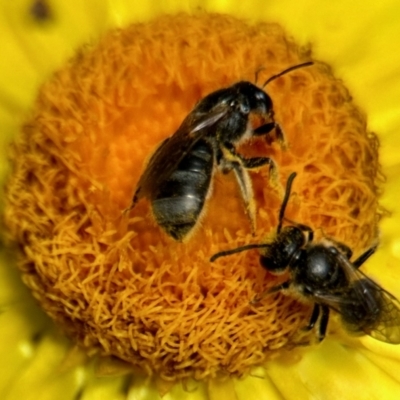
4;13;383;380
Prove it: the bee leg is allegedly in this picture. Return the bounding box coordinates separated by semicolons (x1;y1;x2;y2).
227;155;282;233
352;245;378;269
302;304;329;342
240;155;276;171
250;280;291;304
317;305;330;342
239;153;279;189
229;161;257;233
210;242;272;262
303;304;320;331
219;143;277;233
122;189;140;215
253;122;275;135
268;280;291;293
222;141;276;172
274;123;285;146
254;122;286;148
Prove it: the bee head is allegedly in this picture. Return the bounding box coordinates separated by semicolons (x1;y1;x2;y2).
233;81;273;116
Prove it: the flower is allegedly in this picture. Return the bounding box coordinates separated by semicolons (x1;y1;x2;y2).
1;1;400;399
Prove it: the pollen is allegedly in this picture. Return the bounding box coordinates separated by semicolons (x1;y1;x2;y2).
4;13;383;380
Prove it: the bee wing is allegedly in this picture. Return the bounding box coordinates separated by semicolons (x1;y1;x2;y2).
321;253;400;344
349;261;400;344
366;289;400;344
133;105;228;201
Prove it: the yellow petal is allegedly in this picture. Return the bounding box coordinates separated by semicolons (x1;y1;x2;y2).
80;375;127;400
0;0;109;112
207;379;237;400
4;334;85;400
267;340;400;399
166;380;208;400
0;306;45;395
358;339;400;384
234;368;282;400
126;375;162;400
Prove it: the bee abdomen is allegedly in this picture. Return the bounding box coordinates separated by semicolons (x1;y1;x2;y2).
152;140;214;240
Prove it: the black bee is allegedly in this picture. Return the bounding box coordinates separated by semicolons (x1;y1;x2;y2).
211;172;400;344
130;62;313;241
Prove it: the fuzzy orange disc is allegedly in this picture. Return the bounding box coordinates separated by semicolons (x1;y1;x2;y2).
4;14;383;380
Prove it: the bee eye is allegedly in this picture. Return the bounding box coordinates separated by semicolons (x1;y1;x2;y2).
256;91;266;100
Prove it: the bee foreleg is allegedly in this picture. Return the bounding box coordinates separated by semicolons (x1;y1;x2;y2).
210;242;272;262
250;280;291;304
253;122;275;135
254;122;286;148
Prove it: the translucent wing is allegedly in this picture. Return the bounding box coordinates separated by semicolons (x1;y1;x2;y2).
133;104;229;202
316;253;400;344
366;289;400;344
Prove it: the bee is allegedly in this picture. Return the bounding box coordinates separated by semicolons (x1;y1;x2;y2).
130;62;313;241
211;172;400;344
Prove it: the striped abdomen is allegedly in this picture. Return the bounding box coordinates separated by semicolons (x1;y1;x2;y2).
152;139;214;240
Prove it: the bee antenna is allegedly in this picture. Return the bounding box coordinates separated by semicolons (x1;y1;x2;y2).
277;172;297;233
262;61;314;88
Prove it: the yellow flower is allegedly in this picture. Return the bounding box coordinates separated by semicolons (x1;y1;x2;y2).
1;1;400;399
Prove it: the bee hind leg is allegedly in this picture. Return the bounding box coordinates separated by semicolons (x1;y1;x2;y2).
229;161;257;234
302;304;329;343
